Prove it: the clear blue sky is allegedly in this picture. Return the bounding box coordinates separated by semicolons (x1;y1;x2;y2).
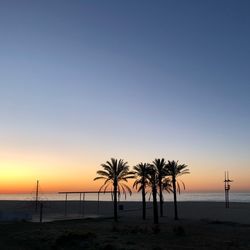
0;0;249;191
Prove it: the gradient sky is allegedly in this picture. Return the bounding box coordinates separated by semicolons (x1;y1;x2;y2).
0;0;249;193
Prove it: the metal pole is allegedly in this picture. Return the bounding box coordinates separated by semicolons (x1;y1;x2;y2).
224;171;233;209
227;172;229;208
97;192;100;215
224;172;228;208
35;180;39;212
224;171;229;208
82;193;85;217
79;193;82;215
227;171;230;208
65;193;68;216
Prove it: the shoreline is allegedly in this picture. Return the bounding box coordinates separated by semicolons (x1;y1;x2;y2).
1;192;250;203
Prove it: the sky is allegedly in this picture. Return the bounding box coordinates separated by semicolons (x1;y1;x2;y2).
0;0;249;193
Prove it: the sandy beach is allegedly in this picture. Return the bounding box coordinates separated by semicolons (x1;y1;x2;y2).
0;200;250;224
0;201;250;250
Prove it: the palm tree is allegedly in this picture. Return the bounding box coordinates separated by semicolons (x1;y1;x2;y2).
133;162;150;220
166;160;190;220
162;177;173;194
152;158;167;217
147;165;159;224
94;158;134;222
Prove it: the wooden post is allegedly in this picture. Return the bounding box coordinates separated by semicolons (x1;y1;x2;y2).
40;203;43;223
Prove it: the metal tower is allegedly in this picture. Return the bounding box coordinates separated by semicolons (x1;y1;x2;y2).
224;171;233;208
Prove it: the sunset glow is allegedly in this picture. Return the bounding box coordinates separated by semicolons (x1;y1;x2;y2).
0;1;249;195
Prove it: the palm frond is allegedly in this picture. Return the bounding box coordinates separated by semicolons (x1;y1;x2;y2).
93;176;106;181
94;158;134;199
165;160;190;194
96;170;111;178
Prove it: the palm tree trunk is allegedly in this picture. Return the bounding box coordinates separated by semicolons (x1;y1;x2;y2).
142;184;146;220
173;176;178;220
152;184;158;224
114;181;118;222
159;178;163;217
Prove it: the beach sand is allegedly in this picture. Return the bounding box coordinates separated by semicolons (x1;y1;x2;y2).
0;200;250;224
0;201;250;249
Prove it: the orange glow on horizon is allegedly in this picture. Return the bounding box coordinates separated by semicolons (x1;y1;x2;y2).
1;148;249;194
1;172;249;194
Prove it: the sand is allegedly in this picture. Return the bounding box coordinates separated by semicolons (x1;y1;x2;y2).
1;201;250;249
0;200;250;224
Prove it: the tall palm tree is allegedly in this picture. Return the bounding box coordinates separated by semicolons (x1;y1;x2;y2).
162;177;173;194
133;162;150;220
94;158;134;222
152;158;167;217
147;165;159;224
166;160;190;220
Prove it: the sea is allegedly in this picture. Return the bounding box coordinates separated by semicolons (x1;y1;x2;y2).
0;192;249;203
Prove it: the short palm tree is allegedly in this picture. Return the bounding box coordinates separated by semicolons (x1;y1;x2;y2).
152;158;167;217
94;158;134;222
133;162;150;220
147;165;159;224
166;160;190;220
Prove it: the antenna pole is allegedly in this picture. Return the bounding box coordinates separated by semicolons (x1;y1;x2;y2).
224;171;233;208
224;172;227;207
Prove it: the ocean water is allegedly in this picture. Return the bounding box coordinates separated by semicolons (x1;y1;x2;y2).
0;192;249;203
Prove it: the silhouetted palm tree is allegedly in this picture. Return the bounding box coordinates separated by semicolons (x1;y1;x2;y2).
133;162;150;220
162;177;173;194
166;160;190;220
94;158;134;222
147;165;159;224
152;158;167;217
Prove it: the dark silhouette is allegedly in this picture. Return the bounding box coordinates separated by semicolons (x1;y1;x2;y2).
35;180;39;212
224;171;233;208
147;165;159;224
166;160;189;220
94;158;134;222
162;176;173;195
152;158;167;217
133;162;150;220
40;202;43;223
